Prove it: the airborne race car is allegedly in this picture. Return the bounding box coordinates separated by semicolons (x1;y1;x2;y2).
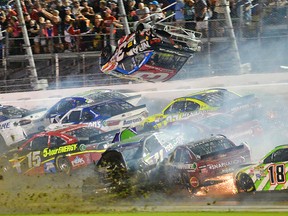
100;23;202;82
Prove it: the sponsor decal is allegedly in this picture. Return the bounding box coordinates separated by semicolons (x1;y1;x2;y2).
190;176;199;188
0;122;10;129
79;144;86;151
42;144;77;158
44;161;56;173
124;117;142;125
87;121;103;128
71;156;85;167
208;158;244;170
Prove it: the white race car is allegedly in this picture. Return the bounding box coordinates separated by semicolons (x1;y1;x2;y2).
46;99;148;132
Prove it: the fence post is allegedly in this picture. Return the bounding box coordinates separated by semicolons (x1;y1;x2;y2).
239;5;243;39
55;53;59;89
82;54;86;87
110;24;116;46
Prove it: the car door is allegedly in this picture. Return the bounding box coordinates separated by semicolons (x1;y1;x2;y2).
13;135;49;174
251;148;288;191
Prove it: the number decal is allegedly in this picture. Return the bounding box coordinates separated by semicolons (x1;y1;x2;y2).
27;151;41;168
268;164;286;185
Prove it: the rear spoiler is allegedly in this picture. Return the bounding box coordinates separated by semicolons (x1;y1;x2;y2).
112;127;137;143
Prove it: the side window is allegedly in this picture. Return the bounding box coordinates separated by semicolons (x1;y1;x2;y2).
50;136;66;148
164;101;185;115
173;148;182;163
185;101;200;112
180;149;192;164
82;111;94;122
30;136;49;151
263;154;272;164
144;136;162;155
57;100;74;113
67;111;81;123
272;149;288;163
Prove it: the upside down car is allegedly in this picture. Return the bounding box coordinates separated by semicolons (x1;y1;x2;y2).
100;23;202;82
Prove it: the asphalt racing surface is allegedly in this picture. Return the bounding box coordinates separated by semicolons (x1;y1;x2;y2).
1;72;288;214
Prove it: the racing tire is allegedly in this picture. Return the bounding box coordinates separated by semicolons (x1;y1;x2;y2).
55;156;72;175
235;172;255;192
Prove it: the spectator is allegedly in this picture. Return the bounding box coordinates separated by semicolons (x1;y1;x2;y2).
127;0;139;22
194;0;207;35
74;13;91;51
7;16;23;54
30;3;44;22
103;7;123;34
184;0;196;30
174;0;185;27
24;13;32;28
110;1;120;20
237;0;252;25
28;19;41;54
6;5;17;21
90;14;105;50
149;1;165;23
40;9;64;52
81;0;95;21
214;0;228;36
0;8;8;31
42;19;55;53
72;0;84;15
64;14;79;51
38;16;47;53
136;2;151;23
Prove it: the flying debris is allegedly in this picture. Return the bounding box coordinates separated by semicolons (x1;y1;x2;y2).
100;23;202;82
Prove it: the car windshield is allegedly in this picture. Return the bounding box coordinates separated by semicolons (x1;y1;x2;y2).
121;143;143;161
189;90;240;107
1;106;29;118
65;127;101;139
188;138;234;156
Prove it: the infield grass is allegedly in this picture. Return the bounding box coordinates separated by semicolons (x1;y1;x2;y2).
2;213;287;216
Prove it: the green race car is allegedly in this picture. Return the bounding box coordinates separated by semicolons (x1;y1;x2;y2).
235;145;288;192
142;88;258;130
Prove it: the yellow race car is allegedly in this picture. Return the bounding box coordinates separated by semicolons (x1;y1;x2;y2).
142;88;259;130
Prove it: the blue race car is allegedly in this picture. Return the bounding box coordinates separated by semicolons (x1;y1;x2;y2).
46;98;148;132
45;89;141;123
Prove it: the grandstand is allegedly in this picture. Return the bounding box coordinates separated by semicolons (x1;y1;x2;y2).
0;0;287;93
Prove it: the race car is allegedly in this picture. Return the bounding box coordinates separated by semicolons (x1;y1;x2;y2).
100;23;202;82
0;108;47;152
0;89;142;150
46;98;148;132
142;88;261;130
0;124;116;176
0;104;32;122
164;135;251;194
168;112;263;144
234;145;288;193
82;128;185;196
46;89;142;123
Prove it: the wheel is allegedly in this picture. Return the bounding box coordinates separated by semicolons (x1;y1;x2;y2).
235;172;255;192
55;156;71;175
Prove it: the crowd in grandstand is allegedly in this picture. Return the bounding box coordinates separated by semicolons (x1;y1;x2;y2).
0;0;286;55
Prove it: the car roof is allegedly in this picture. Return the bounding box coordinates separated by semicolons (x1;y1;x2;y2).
180;135;229;148
68;98;127;111
109;132;159;150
